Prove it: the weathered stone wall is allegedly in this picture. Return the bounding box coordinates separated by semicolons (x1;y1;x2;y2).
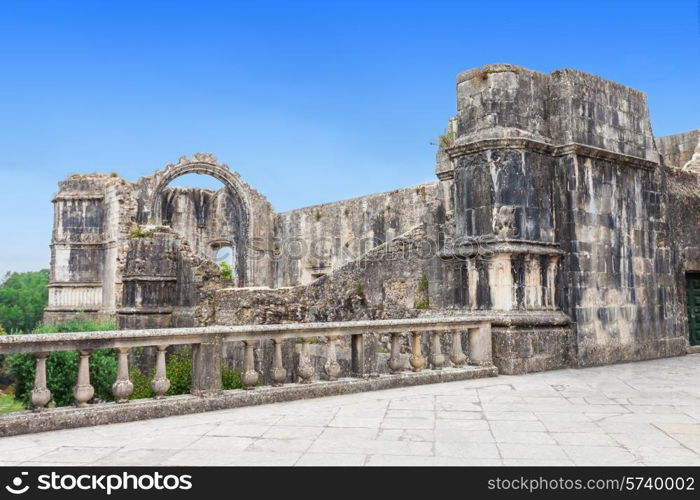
560;155;685;365
273;183;440;286
657;129;700;170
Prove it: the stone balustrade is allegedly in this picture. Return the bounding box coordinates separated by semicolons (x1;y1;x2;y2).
0;316;496;436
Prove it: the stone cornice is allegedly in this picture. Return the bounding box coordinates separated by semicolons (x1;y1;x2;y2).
438;137;659;180
121;276;177;282
116;307;174;315
52;194;105;203
48;282;102;288
50;241;117;248
43;307;101;313
439;238;565;258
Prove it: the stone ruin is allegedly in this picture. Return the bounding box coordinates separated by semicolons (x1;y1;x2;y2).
45;63;700;375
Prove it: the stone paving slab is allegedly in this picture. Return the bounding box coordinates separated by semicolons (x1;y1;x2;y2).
1;354;699;466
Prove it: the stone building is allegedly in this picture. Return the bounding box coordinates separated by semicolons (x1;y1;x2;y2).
45;64;700;375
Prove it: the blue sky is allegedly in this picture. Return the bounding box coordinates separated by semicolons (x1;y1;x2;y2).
0;0;698;276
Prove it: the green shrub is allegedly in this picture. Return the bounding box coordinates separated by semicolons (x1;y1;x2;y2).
221;365;242;390
219;262;233;281
130;225;154;238
8;319;117;408
166;349;193;396
129;365;153;400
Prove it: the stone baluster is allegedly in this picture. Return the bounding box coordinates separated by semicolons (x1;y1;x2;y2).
73;350;95;407
449;330;467;367
387;332;403;373
324;336;341;381
430;331;445;370
270;338;287;386
409;331;425;372
112;347;134;403
30;352;51;411
241;340;259;389
150;345;171;398
297;338;315;383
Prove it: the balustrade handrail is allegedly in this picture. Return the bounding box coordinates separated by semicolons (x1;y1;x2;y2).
0;315;491;354
0;315;495;416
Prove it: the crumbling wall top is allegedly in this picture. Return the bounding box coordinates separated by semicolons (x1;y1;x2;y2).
452;63;660;163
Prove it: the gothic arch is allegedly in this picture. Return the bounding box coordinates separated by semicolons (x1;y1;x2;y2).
150;153;253;285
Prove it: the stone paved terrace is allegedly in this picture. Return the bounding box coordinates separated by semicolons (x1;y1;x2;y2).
1;354;699;466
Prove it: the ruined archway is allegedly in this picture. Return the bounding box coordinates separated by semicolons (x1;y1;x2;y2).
149;153;253;286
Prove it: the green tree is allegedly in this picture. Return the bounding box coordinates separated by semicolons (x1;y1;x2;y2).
0;270;49;333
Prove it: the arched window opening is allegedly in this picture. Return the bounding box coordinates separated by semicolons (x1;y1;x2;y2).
215;246;235;282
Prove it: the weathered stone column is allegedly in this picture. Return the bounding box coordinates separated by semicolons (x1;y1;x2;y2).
409;331;425;372
430;331;445;370
112;347;134;403
468;323;493;366
191;335;222;396
270;338;287;386
351;334;365;378
387;332;403;373
150;345;171;398
297;338;315;383
30;353;51;411
73;350;94;407
324;336;341;381
449;330;467;366
241;340;259;389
